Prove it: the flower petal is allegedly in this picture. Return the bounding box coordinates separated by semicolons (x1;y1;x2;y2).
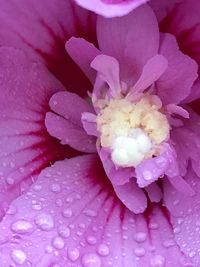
127;54;168;99
45;91;96;153
91;55;121;97
0;0;96;95
164;168;200;266
97;4;159;84
66;37;101;83
0;47;69;219
45;112;96;153
157;33;198;105
135;144;179;188
114;179;147;214
75;0;149;18
0;155;191;266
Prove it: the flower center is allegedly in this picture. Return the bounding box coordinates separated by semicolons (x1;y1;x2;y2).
96;96;170;167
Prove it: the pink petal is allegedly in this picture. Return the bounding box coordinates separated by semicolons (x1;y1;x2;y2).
127;54;168;99
49;92;94;126
157;33;198;105
75;0;149;18
164;168;200;266
114;179;147;213
0;47;70;219
97;4;159;85
0;155;190;266
45;112;96;153
45;92;96;153
82;112;99;137
0;0;96;95
150;0;182;22
91;55;121;97
135;144;179;188
145;183;162;203
66;37;101;83
160;0;200;68
99;148;135;185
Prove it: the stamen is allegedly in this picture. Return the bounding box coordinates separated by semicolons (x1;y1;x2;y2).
96;96;170;167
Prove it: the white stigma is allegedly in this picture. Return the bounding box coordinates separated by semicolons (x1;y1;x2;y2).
111;128;152;167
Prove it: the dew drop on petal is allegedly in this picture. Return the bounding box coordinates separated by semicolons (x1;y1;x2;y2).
86;236;97;245
51;183;61;193
11;220;33;234
97;244;110;256
150;255;165;267
67;248;80;262
62;208;73;218
35;213;54;231
11;249;27;265
58;226;70;238
82;253;101;267
52;236;65;249
134;232;147;243
134;247;146;257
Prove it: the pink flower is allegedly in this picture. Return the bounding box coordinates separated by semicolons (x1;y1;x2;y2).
74;0;149;17
0;0;199;266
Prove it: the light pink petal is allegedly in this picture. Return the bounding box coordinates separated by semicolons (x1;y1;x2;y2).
99;148;135;185
0;47;70;219
157;33;198;105
75;0;148;18
127;55;168;98
167;175;195;196
114;180;147;214
184;78;200;103
91;55;121;97
66;37;101;83
49;91;94;126
45;112;96;153
150;0;182;22
0;0;97;96
135;144;179;188
97;4;159;85
164;168;200;266
82;112;99;137
145;183;162;203
160;0;200;69
0;155;190;266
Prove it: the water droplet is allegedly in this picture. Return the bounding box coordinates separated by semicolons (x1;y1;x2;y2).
45;245;53;254
62;208;73;218
82;253;101;267
134;232;147;243
86;236;97;245
52;236;65;249
6;177;15;185
58;226;70;238
150;255;165;267
11;249;27;264
134;247;146;257
83;209;97;217
67;248;80;262
143;170;152;180
51;183;61;193
35;213;54;231
11;220;33;234
33;185;42;191
97;244;109;256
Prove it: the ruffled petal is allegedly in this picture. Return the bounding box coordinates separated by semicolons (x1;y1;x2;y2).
0;47;70;219
135;144;179;188
157;33;198;105
75;0;148;18
97;4;159;85
0;0;96;95
164;167;200;266
66;37;101;83
127;54;168;99
45;92;96;153
0;155;191;266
